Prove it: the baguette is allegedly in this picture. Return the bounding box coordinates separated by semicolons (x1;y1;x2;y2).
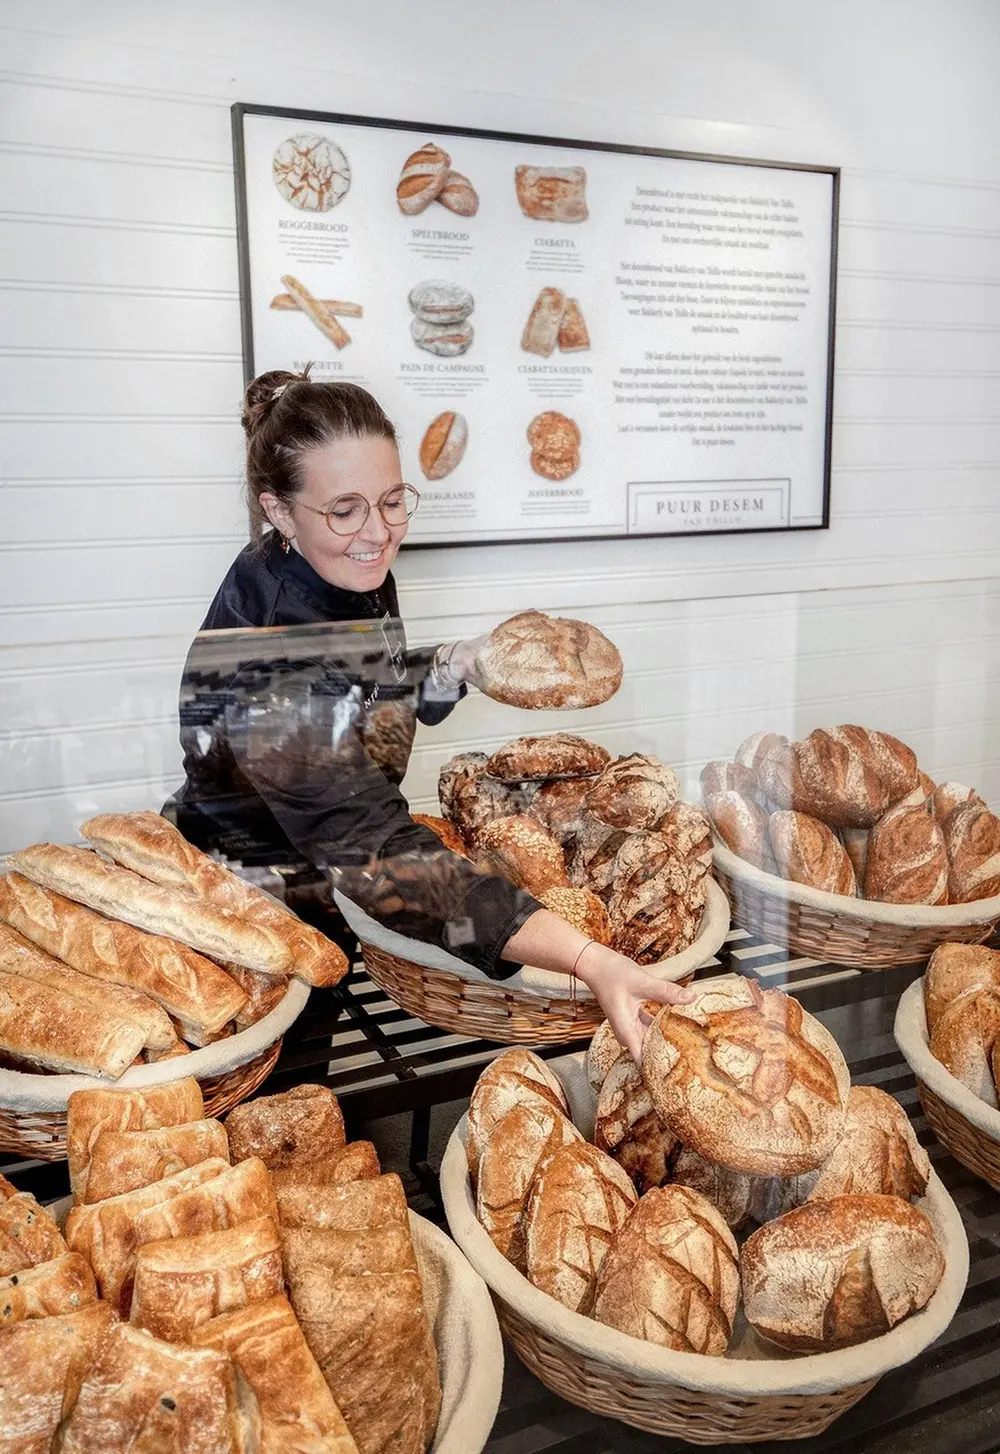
0;920;174;1053
269;294;363;316
0;966;147;1078
0;872;248;1041
8;843;293;976
67;1078;206;1203
281;273;351;349
81;813;347;987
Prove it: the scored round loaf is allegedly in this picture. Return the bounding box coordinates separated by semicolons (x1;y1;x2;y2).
569;818;631;901
924;942;1000;1035
655;801;713;875
396;142;451;214
806;1085;930;1202
642;975;850;1176
475;814;569;895
928;988;1000;1107
700;760;761;802
466;1048;569;1180
438;751;487;821
485;733;610;782
529;778;592;851
762;727;918;829
475;609;623;711
475;1100;583;1271
408;278;474;324
768;810;857;896
705;791;774;871
944;801;1000;903
524;1141;637;1313
585;755;680;831
538;885;612;945
586;1020;626;1093
932;782;984;822
438;752;529;845
592;1185;740;1356
864;803;948;904
594;1054;677;1193
741;1194;944;1352
410;813;471;858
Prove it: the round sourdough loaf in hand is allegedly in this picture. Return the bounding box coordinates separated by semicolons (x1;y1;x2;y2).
476;814;569;894
943;801;1000;903
585;755;680;831
538;885;612;945
932;782;984;822
410;813;470;858
741;1194;944;1352
642;975;850;1176
466;1048;569;1180
475;1100;583;1270
928;988;1000;1106
768;810;857;895
924;942;1000;1034
475;609;623;711
592;1185;739;1355
586;1020;626;1093
594;1054;677;1193
524;1141;637;1312
530;778;592;852
701;760;761;802
486;733;609;782
806;1085;930;1202
865;803;948;904
705;790;774;871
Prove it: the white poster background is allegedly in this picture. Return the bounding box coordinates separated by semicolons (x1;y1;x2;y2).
237;110;835;546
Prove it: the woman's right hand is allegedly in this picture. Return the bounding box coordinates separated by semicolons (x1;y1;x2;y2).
573;942;695;1064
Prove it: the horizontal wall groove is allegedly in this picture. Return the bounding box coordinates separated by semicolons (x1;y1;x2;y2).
839;267;1000;288
0;279;236;299
0;210;236;238
840;218;1000;241
0;347;242;363
0;138;230;175
0;59;227;108
0;772;173;806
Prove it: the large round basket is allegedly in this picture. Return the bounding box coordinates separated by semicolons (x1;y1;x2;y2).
0;978;310;1162
441;1050;968;1445
334;878;731;1045
713;839;1000;969
895;976;1000;1191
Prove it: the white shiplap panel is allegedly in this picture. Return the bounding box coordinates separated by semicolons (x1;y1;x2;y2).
0;149;233;229
0;285;241;354
0;217;238;292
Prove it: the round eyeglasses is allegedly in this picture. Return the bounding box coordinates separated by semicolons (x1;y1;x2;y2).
293;484;421;537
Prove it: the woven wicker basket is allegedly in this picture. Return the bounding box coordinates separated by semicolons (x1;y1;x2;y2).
895;976;1000;1190
714;840;1000;969
441;1051;969;1445
0;978;309;1161
334;878;731;1045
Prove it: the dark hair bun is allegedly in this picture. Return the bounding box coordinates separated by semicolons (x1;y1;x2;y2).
241;367;312;438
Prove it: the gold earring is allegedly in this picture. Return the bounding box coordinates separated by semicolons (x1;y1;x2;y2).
279;534;291;554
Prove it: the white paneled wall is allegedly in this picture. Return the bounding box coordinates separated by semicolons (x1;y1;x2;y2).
1;0;999;853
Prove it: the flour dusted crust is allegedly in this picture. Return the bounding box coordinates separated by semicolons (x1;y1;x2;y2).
0;1302;116;1454
558;298;590;351
806;1085;930;1202
486;732;610;782
410;316;474;356
606;838;707;964
438;751;488;821
594;1055;677;1193
438;170;479;216
929;988;1000;1107
396;142;451;215
592;1185;739;1356
768;810;857;896
437;751;528;843
273;133;351;211
521;287;567;356
408;279;475;324
932;782;983;822
741;1194;944;1351
525;1141;637;1313
83;1118;230;1204
475;609;623;711
705;790;773;870
466;1047;569;1179
701;760;761;801
865;802;948;904
944;801;1000;902
586;755;680;831
418;410;467;480
0;1252;96;1325
670;1148;758;1230
760;727;918;829
224;1084;345;1170
642;975;850;1176
924;942;1000;1034
515;165;588;222
476;1101;583;1270
0;1195;67;1276
586;1019;626;1093
656;801;713;872
530;778;593;850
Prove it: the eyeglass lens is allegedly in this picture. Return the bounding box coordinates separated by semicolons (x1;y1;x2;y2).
324;486;419;536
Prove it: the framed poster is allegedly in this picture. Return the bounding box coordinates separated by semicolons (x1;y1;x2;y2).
232;104;838;548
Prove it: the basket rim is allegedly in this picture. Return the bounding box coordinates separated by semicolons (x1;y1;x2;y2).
440;1055;969;1398
0;977;309;1112
714;839;1000;927
894;977;1000;1140
336;876;731;1000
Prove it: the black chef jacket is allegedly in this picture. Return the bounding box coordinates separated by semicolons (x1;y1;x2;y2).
165;534;538;978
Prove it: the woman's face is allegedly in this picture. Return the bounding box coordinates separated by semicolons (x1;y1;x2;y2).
261;434;410;594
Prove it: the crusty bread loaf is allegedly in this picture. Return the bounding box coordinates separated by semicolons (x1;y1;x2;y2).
569;816;630;900
410;812;470;857
700;760;761;801
436;751;528;843
529;777;592;851
130;1214;283;1344
705;790;773;870
0;871;248;1042
486;732;609;782
741;1194;944;1351
807;1085;930;1201
418;410;467;481
524;1141;637;1312
670;1149;758;1230
81;812;347;987
585;755;680;831
841;827;870;885
438;170;478;216
642;976;850;1176
929;988;1000;1106
67;1077;205;1202
396;142;451;215
586;1019;625;1093
0;1252;96;1325
133;1157;278;1252
8;843;293;976
0;1194;67;1276
943;801;1000;902
192;1293;360;1454
225;961;287;1030
606;840;707;964
0;1302;116;1452
270;1140;380;1191
924;942;1000;1034
475;609;622;711
537;884;612;945
594;1054;677;1193
521;286;567;356
84;1119;230;1205
58;1321;241;1454
592;1185;739;1355
515;165;588;222
932;782;984;821
466;1048;569;1180
768;810;857;895
735;731;790;774
657;801;713;873
761;726;918;828
476;1100;583;1269
865;803;948;904
0;964;148;1079
475;814;570;894
225;1084;345;1170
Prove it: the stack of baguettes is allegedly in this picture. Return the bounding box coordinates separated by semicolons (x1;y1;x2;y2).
468;976;947;1359
0;811;348;1078
0;1075;441;1452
